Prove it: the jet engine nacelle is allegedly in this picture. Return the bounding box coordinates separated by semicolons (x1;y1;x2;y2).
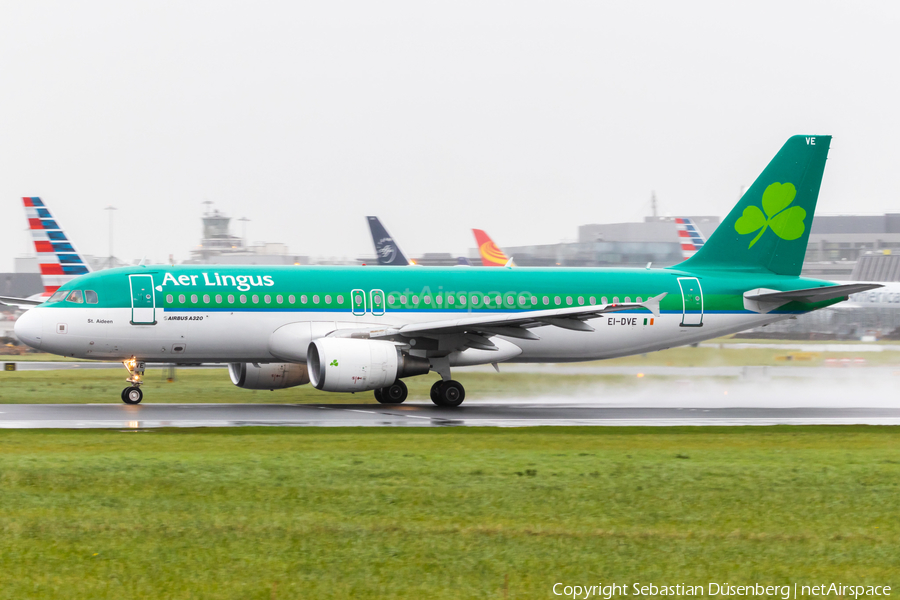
307;338;430;392
228;362;310;390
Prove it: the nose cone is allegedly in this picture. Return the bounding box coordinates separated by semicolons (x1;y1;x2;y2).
14;309;43;349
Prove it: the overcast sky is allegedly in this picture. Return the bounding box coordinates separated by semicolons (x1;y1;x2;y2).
1;1;899;270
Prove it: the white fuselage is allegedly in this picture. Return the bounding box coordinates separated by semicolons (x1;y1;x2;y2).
18;305;786;365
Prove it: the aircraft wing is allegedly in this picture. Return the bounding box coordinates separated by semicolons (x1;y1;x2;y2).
0;296;43;309
337;293;666;347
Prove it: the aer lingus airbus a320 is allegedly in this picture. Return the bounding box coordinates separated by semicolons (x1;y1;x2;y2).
11;135;880;406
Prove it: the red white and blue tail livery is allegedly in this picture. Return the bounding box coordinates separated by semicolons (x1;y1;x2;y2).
24;197;91;299
675;217;706;260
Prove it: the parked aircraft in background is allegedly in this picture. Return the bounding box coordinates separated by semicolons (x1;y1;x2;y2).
366;216;471;266
0;197;92;309
366;216;411;266
472;229;512;267
14;136;879;408
675;217;706;260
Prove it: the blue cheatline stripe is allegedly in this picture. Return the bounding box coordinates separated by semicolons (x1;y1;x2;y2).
162;307;534;313
155;307;808;316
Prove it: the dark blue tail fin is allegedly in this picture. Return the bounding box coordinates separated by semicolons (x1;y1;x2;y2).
366;216;410;265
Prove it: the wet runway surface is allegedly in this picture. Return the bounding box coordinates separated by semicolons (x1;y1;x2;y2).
1;402;899;428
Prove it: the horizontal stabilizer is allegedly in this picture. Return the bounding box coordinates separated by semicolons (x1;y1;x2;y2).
743;283;882;313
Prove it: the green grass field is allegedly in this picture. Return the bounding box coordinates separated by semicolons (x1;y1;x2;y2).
0;427;897;598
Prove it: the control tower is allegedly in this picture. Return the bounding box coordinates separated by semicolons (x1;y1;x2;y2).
188;203;247;262
185;202;308;265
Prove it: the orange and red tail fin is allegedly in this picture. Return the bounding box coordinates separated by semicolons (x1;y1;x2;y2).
472;229;510;267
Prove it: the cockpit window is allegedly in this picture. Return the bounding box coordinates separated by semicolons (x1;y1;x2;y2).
85;290;99;304
67;290;84;304
48;290;69;303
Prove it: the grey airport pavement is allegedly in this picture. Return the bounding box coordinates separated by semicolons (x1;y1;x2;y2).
1;401;898;429
3;357;898;428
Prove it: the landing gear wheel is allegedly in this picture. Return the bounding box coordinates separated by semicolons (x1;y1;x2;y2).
373;388;384;403
430;380;443;404
122;386;143;405
378;380;408;404
432;380;465;407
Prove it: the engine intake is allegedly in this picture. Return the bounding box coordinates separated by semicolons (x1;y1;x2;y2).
228;362;310;390
308;338;430;392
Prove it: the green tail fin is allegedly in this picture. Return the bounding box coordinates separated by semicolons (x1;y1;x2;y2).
680;135;831;276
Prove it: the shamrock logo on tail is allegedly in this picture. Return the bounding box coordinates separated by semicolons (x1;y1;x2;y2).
734;182;807;248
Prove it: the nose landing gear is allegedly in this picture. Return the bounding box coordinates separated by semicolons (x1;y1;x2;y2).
121;358;145;404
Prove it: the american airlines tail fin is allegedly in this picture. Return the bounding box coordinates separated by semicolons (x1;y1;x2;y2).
24;197;91;298
366;216;410;265
675;218;706;260
472;229;512;267
679;135;831;276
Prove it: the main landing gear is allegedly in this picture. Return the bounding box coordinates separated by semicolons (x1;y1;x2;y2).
374;380;409;404
121;357;145;405
430;380;465;407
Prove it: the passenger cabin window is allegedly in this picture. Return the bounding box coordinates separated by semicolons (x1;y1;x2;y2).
85;290;99;304
49;290;69;302
67;290;84;304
